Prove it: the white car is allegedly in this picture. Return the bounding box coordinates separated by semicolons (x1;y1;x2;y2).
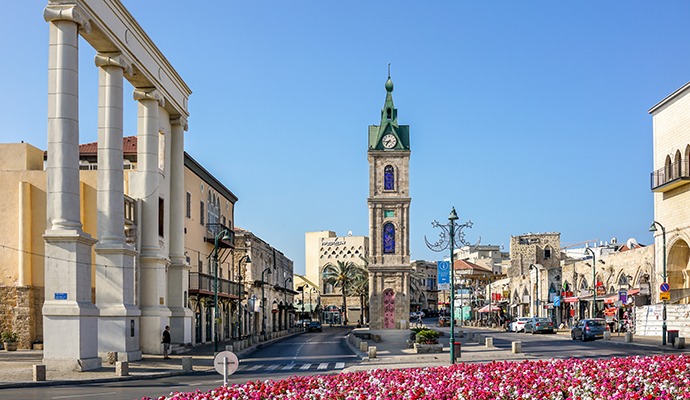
510;317;531;332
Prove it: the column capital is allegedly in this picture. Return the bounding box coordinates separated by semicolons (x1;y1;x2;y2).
44;5;91;34
95;53;133;77
170;116;188;131
133;88;165;107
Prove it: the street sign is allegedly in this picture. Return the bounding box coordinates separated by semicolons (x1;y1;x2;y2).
553;296;560;306
214;351;239;386
614;300;622;308
437;261;450;287
619;291;627;304
660;292;671;301
660;283;670;293
438;283;450;291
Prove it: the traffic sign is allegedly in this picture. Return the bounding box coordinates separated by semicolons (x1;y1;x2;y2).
619;291;627;304
214;351;239;386
660;292;671;301
660;283;670;293
554;296;560;307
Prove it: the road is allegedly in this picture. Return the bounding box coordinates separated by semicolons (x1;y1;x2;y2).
1;326;356;400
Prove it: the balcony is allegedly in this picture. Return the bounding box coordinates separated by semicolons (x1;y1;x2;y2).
205;223;235;248
189;272;240;299
651;160;690;193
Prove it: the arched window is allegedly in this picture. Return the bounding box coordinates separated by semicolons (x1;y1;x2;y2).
386;108;392;120
383;223;395;254
675;150;682;179
580;279;588;290
665;155;672;183
384;165;394;191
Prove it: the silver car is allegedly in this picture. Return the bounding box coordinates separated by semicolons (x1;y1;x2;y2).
510;317;531;332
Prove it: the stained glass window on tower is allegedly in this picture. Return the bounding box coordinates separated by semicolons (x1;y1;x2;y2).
384;165;394;190
383;223;395;254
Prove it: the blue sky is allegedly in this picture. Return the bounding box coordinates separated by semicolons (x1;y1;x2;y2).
3;1;689;275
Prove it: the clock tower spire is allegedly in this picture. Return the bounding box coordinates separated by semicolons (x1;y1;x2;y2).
367;72;412;330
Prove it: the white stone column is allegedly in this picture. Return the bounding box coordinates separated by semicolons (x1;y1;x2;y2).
168;116;193;344
132;88;171;354
94;53;141;362
42;5;101;372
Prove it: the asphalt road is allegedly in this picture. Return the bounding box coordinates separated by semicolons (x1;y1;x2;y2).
1;326;356;400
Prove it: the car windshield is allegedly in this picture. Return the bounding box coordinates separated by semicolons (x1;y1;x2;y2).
518;318;530;322
535;318;550;322
587;320;607;327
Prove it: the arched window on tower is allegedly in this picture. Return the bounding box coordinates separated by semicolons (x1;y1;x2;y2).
386;108;392;120
383;223;395;254
384;165;394;191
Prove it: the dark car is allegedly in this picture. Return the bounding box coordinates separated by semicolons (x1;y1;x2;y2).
523;317;556;334
307;321;322;332
571;318;608;341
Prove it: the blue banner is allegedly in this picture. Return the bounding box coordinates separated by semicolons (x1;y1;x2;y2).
437;261;450;286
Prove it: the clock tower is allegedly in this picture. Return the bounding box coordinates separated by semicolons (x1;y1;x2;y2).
367;75;411;330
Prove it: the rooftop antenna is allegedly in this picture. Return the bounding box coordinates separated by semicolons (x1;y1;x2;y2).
388;63;390;78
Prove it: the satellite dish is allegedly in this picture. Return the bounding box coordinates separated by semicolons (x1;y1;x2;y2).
626;238;637;249
348;231;353;237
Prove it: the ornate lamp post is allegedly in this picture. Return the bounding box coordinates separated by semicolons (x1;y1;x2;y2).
235;254;251;344
309;287;318;321
261;267;272;335
212;229;237;353
649;220;667;345
284;277;292;330
528;265;538;318
584;248;596;319
425;206;473;364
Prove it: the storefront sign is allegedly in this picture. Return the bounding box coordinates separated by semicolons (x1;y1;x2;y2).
321;240;347;246
596;286;606;296
437;261;450;288
660;292;670;301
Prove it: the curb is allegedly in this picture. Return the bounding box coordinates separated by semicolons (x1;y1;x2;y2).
0;330;307;389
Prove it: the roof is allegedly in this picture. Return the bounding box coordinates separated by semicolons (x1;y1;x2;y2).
79;136;138;155
453;259;492;273
649;81;690;115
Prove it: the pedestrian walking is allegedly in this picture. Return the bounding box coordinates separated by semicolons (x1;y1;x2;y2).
162;325;171;359
417;314;423;326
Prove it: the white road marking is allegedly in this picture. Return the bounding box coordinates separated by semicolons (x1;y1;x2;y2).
299;363;312;370
317;363;328;370
249;364;263;371
335;362;345;369
282;363;296;370
265;364;280;371
53;393;117;399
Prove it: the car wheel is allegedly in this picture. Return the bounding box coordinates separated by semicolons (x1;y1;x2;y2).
571;332;576;340
530;328;535;335
581;332;587;342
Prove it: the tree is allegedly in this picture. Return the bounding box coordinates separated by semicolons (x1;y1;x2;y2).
322;260;366;325
409;263;427;312
349;257;370;325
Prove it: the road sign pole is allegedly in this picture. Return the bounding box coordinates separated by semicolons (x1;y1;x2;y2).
223;356;228;386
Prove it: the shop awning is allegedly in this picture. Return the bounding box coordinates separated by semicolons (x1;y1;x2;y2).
603;294;619;304
477;304;501;313
563;297;579;303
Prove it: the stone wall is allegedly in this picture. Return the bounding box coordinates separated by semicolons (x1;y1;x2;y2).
0;285;43;349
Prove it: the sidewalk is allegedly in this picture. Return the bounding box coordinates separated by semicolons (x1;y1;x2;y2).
0;331;305;389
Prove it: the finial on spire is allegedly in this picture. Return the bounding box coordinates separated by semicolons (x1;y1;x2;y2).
388;63;390;79
385;63;394;92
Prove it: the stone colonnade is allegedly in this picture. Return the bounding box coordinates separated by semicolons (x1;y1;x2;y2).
42;2;191;371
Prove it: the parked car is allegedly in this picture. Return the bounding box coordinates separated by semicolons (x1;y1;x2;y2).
523;317;556;334
410;312;419;320
307;321;322;332
510;317;532;332
571;318;609;341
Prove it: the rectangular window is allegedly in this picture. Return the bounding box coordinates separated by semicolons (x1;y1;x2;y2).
158;197;164;237
200;200;205;226
222;215;226;227
544;249;551;259
384;210;394;218
186;191;192;219
198;259;203;274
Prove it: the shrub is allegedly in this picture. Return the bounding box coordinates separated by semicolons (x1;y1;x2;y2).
2;332;18;343
415;329;439;344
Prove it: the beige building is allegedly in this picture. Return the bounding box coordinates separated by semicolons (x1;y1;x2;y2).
304;231;369;325
410;261;439;313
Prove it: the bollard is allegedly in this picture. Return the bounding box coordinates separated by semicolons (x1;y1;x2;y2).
116;361;129;377
603;331;611;340
457;330;463;339
477;334;484;344
625;332;633;343
33;365;46;381
225;344;234;352
467;332;473;341
360;341;368;352
512;341;522;354
485;337;494;348
181;356;193;371
368;346;377;358
676;337;686;349
107;351;118;365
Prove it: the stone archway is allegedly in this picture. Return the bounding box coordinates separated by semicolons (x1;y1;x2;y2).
668;239;690;303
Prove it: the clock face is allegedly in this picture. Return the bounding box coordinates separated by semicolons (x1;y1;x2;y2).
382;134;397;149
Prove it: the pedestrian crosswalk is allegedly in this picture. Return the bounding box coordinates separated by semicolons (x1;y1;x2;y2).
237;362;348;374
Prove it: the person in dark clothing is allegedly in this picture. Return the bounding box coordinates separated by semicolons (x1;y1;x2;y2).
162;326;171;359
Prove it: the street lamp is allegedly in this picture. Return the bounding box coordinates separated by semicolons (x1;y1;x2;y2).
649;220;667;345
235;254;251;344
284;277;292;330
261;267;272;335
309;287;318;321
529;265;539;317
425;207;473;364
484;274;492;323
212;229;235;353
584;247;596;319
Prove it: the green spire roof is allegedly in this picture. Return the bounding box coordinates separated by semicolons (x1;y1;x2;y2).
368;73;410;151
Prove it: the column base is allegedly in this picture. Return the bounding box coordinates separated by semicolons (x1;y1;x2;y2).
140;307;172;354
43;357;102;372
169;306;193;344
98;310;141;361
98;349;142;363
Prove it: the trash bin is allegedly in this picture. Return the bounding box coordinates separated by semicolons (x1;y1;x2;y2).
668;330;679;345
453;342;461;360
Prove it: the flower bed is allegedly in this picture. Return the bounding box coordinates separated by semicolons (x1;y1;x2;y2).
141;355;690;400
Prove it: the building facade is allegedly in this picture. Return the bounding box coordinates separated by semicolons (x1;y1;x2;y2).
410;261;439;313
367;75;412;330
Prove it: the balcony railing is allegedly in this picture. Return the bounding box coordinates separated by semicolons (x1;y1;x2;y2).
205;223;235;248
189;272;240;299
651;160;690;192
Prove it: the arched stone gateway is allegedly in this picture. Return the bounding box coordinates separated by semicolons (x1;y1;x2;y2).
383;289;396;329
668;239;690;304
